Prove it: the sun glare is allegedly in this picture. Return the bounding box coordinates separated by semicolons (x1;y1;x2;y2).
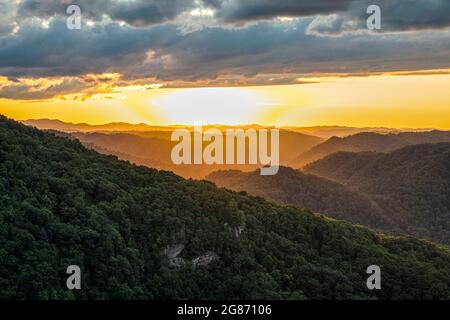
151;87;272;125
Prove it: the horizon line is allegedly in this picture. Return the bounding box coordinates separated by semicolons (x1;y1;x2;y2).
17;117;443;131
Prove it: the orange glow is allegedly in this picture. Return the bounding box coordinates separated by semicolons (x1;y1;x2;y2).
1;71;450;129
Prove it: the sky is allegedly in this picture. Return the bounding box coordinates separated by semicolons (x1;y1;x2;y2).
0;0;450;128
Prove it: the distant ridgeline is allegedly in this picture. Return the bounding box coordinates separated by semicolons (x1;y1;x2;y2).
1;114;450;300
291;131;450;168
22;118;324;179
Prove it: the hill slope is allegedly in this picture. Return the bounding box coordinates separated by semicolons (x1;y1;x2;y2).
1;115;450;300
305;144;450;243
292;131;450;167
207;167;400;230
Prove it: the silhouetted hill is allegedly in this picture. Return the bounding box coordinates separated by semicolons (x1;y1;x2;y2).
23;119;323;179
282;126;410;139
2;114;450;299
26;119;408;138
305;143;450;243
70;130;322;179
22;119;178;132
292;131;450;167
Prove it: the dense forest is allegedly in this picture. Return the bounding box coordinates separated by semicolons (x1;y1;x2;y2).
209;144;450;245
1;115;450;300
207;167;398;230
305;144;450;243
292;131;450;167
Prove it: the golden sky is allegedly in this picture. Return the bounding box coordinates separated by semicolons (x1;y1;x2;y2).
1;72;450;129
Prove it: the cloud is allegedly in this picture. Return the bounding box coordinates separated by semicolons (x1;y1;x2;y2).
109;0;197;27
0;0;449;100
0;77;91;100
372;0;450;31
0;18;182;78
203;0;353;23
306;0;450;37
159;73;319;88
16;0;198;27
1;17;448;87
12;0;450;31
0;0;19;36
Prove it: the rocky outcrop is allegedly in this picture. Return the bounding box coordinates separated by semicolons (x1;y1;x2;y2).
192;252;219;267
164;244;219;268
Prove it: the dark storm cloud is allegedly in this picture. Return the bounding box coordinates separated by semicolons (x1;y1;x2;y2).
17;0;197;27
307;0;450;36
204;0;450;31
0;19;182;78
153;20;450;81
203;0;353;22
1;17;448;83
13;1;450;31
109;0;197;27
374;0;450;31
0;0;450;100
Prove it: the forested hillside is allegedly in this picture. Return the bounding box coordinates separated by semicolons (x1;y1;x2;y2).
1;115;450;300
305;144;450;243
292;131;450;167
207;167;399;230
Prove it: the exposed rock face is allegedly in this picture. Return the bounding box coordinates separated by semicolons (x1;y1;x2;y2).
164;244;184;259
163;244;185;267
192;252;219;267
164;244;218;268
